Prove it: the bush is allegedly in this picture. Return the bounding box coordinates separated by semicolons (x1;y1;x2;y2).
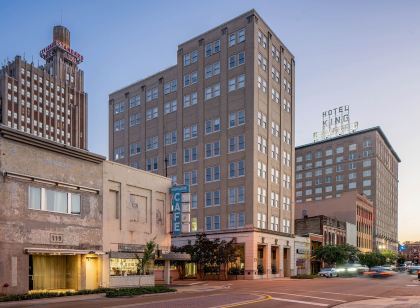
105;286;176;298
291;274;317;279
228;267;244;275
0;288;112;302
257;264;264;275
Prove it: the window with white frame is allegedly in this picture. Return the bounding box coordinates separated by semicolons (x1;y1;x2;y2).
205;83;221;100
283;130;291;144
257;212;267;229
164;80;177;94
146;107;158;120
271;192;279;207
205;61;220;79
271;67;280;83
283;151;291;166
205;118;221;134
282;174;291;189
229;28;246;47
114;101;125;114
272;89;280;104
191;193;198;209
271;121;280;137
272;45;280;62
205;140;220;158
257;30;267;48
183;124;198;140
184;170;198;186
271;216;279;231
271;168;280;183
184;146;198;163
28;186;81;214
229;160;245;178
114;119;125;132
257;187;266;204
228;74;245;92
205;166;220;182
183;71;198;87
257;53;267;71
228;135;245;152
257;161;267;178
228;51;245;69
183;50;198;66
282;197;291;211
146;87;158;102
257;76;267;92
257;111;267;128
271;144;280;160
228;186;245;204
129;113;141;127
114;147;125;160
205;40;221;57
129;142;141;156
282;219;290;233
205;191;221;207
146;136;158;151
165;152;177;167
257;136;267;153
129;95;141;108
183;92;198;108
164;130;177;145
229;110;245;128
283;98;291;112
164;100;177;114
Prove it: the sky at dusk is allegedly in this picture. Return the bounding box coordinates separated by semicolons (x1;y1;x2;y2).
1;0;419;242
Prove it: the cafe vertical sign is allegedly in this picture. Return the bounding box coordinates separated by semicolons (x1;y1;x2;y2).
170;185;190;236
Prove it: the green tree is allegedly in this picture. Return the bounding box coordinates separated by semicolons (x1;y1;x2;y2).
215;239;240;280
358;252;386;268
381;249;398;265
313;244;359;266
136;240;156;275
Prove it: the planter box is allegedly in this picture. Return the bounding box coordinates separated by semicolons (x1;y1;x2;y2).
228;274;245;280
110;275;155;288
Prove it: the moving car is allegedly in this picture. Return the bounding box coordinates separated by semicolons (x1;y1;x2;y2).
336;263;369;276
363;266;394;278
318;268;338;278
407;265;420;275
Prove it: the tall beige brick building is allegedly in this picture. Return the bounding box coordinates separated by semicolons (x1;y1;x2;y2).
109;10;297;278
295;127;400;251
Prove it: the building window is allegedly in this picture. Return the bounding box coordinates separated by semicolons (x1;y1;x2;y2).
114;147;125;160
257;213;267;229
257;111;267;128
229;110;245;128
29;186;81;215
228;186;245;204
164;80;177;94
257;53;267;71
184;147;198;163
282;197;291;211
183;71;198;87
229;160;245;178
283;130;291;145
164;130;177;145
257;30;267;48
205;118;221;134
146;87;158;102
229;28;245;47
164;100;177;114
129;143;141;156
257;187;266;204
183;50;198;66
183;124;198;140
191;193;198;209
114;101;125;114
165;152;177;167
228;52;245;69
228;74;245;92
205;141;220;158
205;40;221;57
271;192;279;208
205;61;221;79
205;83;221;100
191;217;198;231
146;136;159;151
257;161;267;179
205;191;221;207
183;92;198;108
205;166;220;182
272;89;280;104
257;136;267;153
146;107;158;120
129;113;141;127
129;95;141;108
229;135;245;153
257;76;267;92
271;216;279;231
146;157;158;172
282;219;291;233
114;119;125;132
184;170;198;186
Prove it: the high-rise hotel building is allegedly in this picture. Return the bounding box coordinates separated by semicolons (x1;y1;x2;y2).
295;127;400;251
109;10;298;278
0;26;88;149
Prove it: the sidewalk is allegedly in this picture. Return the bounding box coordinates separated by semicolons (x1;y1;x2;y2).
337;296;420;307
0;293;106;307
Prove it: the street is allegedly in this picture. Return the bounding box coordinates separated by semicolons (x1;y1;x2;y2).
2;273;420;308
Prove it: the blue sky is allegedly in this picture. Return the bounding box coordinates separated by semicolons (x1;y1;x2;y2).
1;0;419;241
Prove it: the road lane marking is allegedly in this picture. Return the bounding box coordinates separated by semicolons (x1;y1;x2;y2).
271;297;329;306
108;293;224;307
282;289;385;299
264;291;346;302
211;294;271;308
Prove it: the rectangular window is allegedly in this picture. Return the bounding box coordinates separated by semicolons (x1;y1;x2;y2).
183;124;198;140
146;87;158;102
164;100;177;114
146;107;158;120
205;83;220;100
183;92;198;108
129;143;141;156
205;61;221;79
129;95;140;108
29;187;41;209
164;80;177;94
164;130;177;145
146;136;158;151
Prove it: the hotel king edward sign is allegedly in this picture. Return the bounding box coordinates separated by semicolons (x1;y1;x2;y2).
313;105;359;142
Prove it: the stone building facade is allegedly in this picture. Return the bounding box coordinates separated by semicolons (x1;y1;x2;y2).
295;215;347;246
0;125;104;294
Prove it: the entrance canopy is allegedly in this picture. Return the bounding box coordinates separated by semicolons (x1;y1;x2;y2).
25;247;104;255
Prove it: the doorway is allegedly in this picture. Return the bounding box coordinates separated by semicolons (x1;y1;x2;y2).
85;256;99;290
283;248;290;277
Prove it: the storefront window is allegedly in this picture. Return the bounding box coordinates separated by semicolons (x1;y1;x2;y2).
110;258;139;276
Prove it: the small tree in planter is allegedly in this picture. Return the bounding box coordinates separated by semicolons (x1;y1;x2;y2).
136;240;156;275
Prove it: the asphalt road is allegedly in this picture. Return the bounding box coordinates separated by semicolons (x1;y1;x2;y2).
2;273;420;308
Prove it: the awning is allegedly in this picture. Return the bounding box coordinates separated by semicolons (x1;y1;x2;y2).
24;247;104;255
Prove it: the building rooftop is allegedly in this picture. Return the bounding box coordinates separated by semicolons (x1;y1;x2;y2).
296;126;401;162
